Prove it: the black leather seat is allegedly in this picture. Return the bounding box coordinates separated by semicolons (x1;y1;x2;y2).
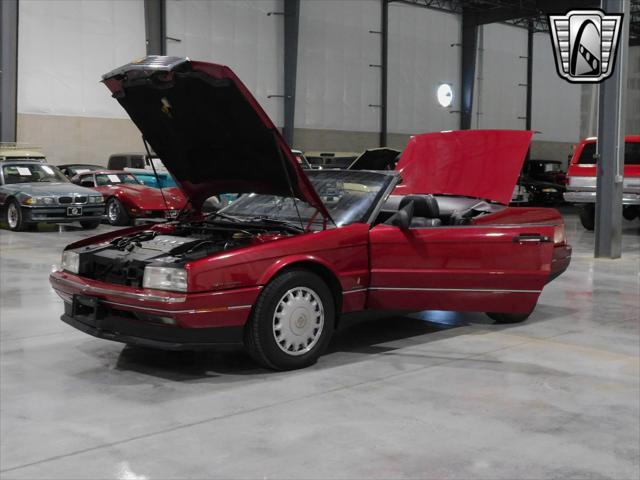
385;195;441;227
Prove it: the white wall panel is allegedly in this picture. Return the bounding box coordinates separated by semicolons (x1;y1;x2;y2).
17;0;145;118
474;23;527;130
295;0;381;132
530;33;581;143
166;0;284;127
387;4;461;135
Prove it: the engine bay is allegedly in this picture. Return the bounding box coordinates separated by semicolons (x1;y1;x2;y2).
75;221;292;287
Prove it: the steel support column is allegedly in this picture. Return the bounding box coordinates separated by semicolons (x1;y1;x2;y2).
460;12;478;130
595;0;630;258
0;0;18;142
283;0;300;147
144;0;166;56
525;20;533;160
380;0;389;146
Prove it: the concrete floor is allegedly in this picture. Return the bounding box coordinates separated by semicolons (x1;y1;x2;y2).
1;211;638;480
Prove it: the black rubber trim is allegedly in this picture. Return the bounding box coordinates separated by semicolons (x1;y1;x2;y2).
61;301;243;350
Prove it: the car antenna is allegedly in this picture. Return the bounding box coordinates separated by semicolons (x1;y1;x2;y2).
142;136;171;219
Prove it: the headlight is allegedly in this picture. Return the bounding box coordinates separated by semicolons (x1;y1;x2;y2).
554;224;566;245
24;196;56;205
61;250;80;274
89;195;104;204
542;188;557;193
143;266;188;292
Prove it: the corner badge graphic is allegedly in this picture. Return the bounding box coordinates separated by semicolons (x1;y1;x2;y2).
548;9;623;83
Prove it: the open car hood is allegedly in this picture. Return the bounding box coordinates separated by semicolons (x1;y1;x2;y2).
348;148;401;171
102;56;330;219
394;130;534;204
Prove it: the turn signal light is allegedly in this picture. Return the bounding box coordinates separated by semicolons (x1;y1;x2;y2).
554;224;566;245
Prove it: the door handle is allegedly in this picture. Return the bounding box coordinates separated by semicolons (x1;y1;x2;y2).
513;233;551;243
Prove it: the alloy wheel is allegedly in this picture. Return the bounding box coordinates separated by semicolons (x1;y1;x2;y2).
7;203;19;229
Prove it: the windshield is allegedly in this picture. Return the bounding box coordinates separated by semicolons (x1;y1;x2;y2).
96;173;140;186
220;170;393;228
133;172;177;189
2;163;68;184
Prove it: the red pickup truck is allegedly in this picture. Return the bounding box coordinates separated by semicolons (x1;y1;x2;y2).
564;135;640;230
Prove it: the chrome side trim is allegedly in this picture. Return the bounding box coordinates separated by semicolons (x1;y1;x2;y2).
343;288;367;294
102;299;253;314
368;286;542;294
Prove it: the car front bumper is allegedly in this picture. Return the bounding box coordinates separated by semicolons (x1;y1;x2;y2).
564;190;640;205
23;205;105;223
50;271;262;349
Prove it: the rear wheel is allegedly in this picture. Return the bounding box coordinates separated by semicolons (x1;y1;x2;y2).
244;270;335;370
486;311;532;324
106;198;130;226
5;200;29;231
623;206;638;221
80;220;100;229
579;204;595;231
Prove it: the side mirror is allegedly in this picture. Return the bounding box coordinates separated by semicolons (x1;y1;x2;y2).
391;202;414;230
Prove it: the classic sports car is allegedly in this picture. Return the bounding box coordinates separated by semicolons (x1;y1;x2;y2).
50;56;571;370
1;161;104;231
71;170;187;225
58;164;103;179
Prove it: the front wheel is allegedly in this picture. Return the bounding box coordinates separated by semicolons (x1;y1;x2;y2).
244;270;335;370
579;204;595;231
106;198;130;226
5;200;29;231
486;311;532;324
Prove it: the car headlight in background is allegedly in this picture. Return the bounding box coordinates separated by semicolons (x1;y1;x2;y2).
89;195;104;204
542;187;558;193
24;196;56;205
143;266;188;292
61;250;80;274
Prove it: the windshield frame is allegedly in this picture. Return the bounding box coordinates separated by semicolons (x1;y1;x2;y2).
216;170;398;229
1;162;69;185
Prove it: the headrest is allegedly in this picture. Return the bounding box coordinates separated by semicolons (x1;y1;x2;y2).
399;195;439;218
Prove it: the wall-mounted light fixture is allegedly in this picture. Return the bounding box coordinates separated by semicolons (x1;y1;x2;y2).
436;83;453;108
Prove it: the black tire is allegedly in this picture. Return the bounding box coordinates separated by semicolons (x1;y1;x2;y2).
622;206;638;221
579;204;595;231
80;220;100;229
5;199;29;231
486;311;532;324
106;197;130;226
244;269;335;370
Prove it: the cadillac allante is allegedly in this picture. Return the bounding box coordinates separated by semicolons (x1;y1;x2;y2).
50;57;572;370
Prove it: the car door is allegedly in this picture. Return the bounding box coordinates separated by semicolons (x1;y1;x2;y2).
367;222;556;314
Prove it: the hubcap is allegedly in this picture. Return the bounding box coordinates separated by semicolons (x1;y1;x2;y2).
7;204;19;228
107;201;119;222
272;287;324;356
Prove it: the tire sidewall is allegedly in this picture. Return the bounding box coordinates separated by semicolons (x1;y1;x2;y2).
250;270;335;370
6;200;26;231
579;205;595;230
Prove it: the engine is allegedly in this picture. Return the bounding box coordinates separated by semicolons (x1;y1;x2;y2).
75;222;289;287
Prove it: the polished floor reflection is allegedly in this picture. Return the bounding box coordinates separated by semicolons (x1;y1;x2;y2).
1;212;638;479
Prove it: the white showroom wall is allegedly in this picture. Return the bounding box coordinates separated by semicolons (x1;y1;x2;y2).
387;2;461;135
473;23;528;130
166;0;284;127
18;0;145;119
530;32;581;143
16;0;147;164
295;0;381;134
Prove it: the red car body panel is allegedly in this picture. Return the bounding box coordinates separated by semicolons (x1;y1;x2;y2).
394;130;534;204
101;58;331;221
72;170;187;218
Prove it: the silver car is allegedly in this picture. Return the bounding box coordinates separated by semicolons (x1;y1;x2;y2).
0;161;105;231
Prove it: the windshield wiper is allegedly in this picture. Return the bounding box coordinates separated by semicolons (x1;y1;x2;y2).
245;216;305;233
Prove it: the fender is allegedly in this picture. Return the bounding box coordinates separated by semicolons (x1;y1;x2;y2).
258;254;341;287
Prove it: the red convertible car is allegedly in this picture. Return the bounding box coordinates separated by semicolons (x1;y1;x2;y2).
50;57;571;370
71;170;187;225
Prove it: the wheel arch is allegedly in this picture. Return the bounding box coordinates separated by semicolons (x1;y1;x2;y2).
259;257;344;322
